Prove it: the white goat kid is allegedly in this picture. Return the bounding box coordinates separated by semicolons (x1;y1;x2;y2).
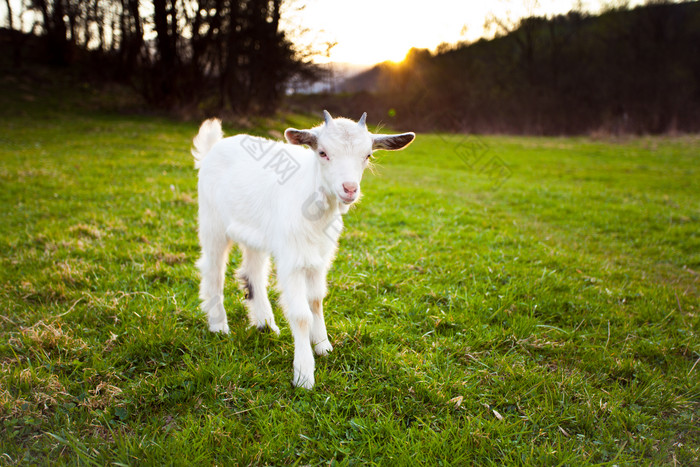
192;110;415;389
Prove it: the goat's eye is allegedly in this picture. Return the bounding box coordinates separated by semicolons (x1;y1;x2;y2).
319;150;329;160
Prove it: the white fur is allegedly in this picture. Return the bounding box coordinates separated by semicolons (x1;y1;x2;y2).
193;111;414;389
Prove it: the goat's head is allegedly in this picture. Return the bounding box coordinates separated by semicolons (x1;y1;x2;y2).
285;110;415;206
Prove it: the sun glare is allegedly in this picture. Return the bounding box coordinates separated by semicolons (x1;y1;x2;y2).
292;0;442;66
330;42;410;66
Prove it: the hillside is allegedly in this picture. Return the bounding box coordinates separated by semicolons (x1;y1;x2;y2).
312;2;700;135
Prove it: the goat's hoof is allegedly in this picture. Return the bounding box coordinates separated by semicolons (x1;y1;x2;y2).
293;373;315;390
267;322;281;335
314;340;333;356
209;321;230;334
253;321;280;336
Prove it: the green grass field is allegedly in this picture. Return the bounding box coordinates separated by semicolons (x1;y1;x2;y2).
0;82;699;464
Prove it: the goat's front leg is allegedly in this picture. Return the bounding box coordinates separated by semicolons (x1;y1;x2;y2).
307;268;333;356
279;269;315;389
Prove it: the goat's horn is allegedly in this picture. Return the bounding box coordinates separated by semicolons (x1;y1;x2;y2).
323;110;333;125
358;112;367;128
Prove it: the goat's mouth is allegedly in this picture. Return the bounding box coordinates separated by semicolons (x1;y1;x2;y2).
338;193;358;205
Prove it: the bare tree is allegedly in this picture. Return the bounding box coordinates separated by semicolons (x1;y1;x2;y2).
11;0;316;114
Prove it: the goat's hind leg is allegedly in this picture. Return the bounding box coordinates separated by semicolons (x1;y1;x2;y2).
237;246;280;335
197;234;232;334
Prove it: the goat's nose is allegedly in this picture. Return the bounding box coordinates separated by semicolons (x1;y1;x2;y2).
342;182;358;195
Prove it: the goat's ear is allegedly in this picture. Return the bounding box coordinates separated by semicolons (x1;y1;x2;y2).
372;132;416;151
285;128;318;149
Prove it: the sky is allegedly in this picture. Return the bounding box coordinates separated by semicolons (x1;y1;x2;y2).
285;0;646;65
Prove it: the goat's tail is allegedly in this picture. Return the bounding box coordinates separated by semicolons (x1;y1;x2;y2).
192;118;224;169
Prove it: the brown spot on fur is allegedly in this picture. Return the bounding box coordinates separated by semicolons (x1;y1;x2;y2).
311;299;322;316
295;318;310;333
241;276;254;300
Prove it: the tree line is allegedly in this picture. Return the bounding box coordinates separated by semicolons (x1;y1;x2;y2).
4;1;699;133
298;1;700;135
2;0;316;114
